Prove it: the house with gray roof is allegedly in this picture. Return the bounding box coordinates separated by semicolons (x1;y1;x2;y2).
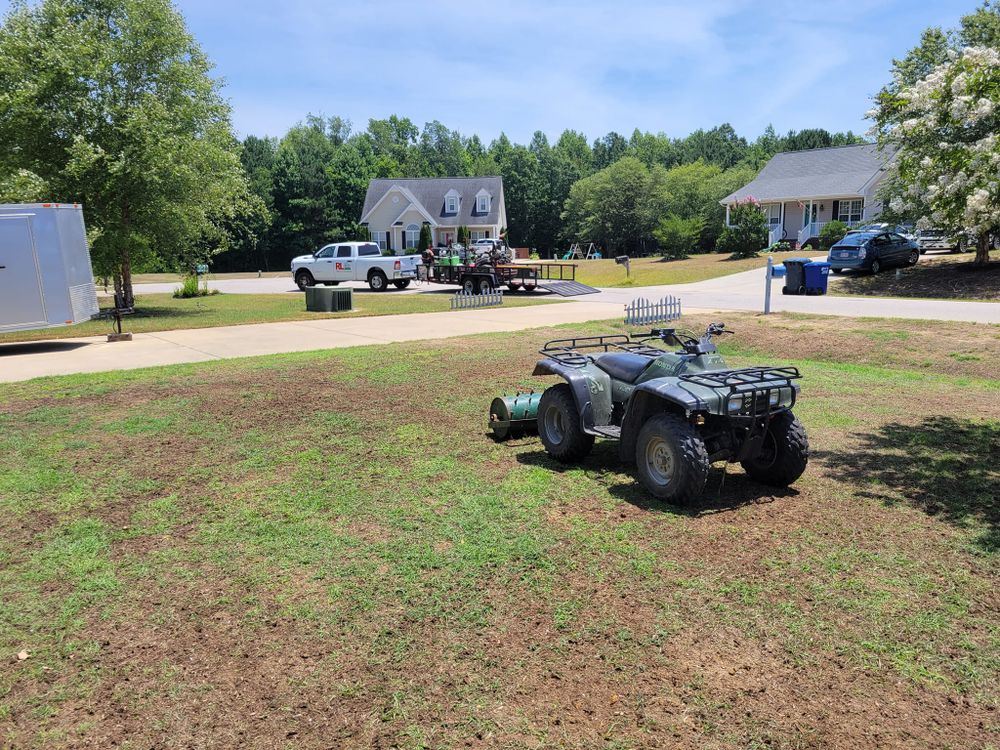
360;176;507;254
721;144;896;248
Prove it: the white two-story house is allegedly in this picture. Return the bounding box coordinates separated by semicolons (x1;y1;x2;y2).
721;144;896;248
360;176;507;254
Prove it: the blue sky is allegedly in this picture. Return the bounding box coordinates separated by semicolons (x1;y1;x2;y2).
1;0;974;143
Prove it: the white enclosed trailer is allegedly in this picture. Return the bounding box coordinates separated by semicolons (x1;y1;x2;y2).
0;203;99;334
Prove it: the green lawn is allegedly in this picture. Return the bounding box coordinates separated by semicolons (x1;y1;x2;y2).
0;313;997;748
0;291;561;343
561;250;809;288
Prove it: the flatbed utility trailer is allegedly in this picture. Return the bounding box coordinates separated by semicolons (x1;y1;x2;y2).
0;203;99;334
427;261;582;295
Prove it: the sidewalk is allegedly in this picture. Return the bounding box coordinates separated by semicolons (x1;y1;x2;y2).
0;300;675;383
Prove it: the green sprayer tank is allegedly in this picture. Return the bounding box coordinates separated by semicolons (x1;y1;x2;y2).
488;392;541;440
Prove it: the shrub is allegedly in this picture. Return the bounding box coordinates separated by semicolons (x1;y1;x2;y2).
529;251;540;260
819;220;849;250
654;214;704;260
173;274;218;298
717;199;767;259
768;240;792;252
418;223;432;252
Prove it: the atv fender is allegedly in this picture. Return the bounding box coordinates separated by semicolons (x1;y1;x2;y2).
618;382;708;464
532;360;613;431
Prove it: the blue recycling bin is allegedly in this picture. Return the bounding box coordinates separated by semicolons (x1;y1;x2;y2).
803;261;831;295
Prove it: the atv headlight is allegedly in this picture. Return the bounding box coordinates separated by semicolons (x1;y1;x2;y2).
727;397;743;414
769;390;780;406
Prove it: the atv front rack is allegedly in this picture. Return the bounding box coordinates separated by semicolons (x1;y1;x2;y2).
679;367;802;419
540;334;666;367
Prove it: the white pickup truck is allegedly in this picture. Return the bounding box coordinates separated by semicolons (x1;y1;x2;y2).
291;242;421;291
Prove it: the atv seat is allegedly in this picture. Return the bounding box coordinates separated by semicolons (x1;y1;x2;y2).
595;352;653;383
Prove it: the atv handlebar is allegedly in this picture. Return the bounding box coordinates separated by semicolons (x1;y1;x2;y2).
639;323;733;351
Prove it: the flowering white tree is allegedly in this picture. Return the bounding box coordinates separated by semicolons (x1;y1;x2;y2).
871;46;1000;266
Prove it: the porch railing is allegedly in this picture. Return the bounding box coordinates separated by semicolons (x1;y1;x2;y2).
797;220;864;248
767;223;785;246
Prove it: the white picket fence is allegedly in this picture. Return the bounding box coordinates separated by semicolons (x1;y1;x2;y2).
624;295;682;326
451;289;504;310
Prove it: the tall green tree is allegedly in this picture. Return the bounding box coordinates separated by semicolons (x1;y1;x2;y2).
0;0;255;305
561;157;669;254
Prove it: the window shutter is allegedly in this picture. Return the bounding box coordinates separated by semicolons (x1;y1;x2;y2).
831;200;839;221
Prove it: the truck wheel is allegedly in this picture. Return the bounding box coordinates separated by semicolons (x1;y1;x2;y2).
740;411;809;487
393;280;411;289
295;270;315;291
368;270;388;291
635;414;709;503
537;384;593;463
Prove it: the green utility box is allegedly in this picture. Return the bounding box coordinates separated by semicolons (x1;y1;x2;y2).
305;286;353;312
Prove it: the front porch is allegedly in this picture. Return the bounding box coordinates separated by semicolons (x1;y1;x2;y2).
726;197;876;248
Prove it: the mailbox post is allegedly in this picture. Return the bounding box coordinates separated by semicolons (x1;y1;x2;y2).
615;255;631;278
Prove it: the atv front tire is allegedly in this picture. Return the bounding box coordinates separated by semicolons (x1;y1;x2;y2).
635;414;709;503
537;384;593;463
740;411;809;487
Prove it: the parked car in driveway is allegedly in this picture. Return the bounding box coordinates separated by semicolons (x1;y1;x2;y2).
845;223;916;241
827;230;920;274
291;242;420;291
916;228;962;253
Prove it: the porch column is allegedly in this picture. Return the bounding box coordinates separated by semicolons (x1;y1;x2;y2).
725;204;730;226
779;202;785;233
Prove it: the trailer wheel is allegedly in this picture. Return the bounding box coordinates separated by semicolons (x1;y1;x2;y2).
523;284;536;294
507;282;522;293
462;278;476;295
295;270;315;291
368;270;388;291
477;278;494;295
393;279;411;289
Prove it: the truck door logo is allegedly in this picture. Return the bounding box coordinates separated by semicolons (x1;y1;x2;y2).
336;262;349;271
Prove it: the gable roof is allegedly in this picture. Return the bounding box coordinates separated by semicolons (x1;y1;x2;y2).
721;144;896;204
361;176;504;226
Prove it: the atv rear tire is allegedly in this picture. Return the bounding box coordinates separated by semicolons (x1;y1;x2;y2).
635;414;709;503
740;411;809;487
537;384;593;463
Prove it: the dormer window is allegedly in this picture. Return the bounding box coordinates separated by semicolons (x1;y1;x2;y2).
477;194;490;213
444;188;460;215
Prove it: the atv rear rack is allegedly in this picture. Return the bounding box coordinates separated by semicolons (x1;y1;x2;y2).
540;334;666;367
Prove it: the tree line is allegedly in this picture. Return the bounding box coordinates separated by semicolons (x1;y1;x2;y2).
226;119;864;270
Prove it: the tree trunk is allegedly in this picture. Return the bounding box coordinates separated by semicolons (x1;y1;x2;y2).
119;249;134;308
974;233;991;266
119;200;134;307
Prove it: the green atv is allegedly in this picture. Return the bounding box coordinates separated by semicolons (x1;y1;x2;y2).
532;323;809;503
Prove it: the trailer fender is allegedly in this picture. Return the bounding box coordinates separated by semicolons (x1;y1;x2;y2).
532;359;612;430
618;382;707;463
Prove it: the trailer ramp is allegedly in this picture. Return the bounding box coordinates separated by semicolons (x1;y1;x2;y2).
538;280;600;296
